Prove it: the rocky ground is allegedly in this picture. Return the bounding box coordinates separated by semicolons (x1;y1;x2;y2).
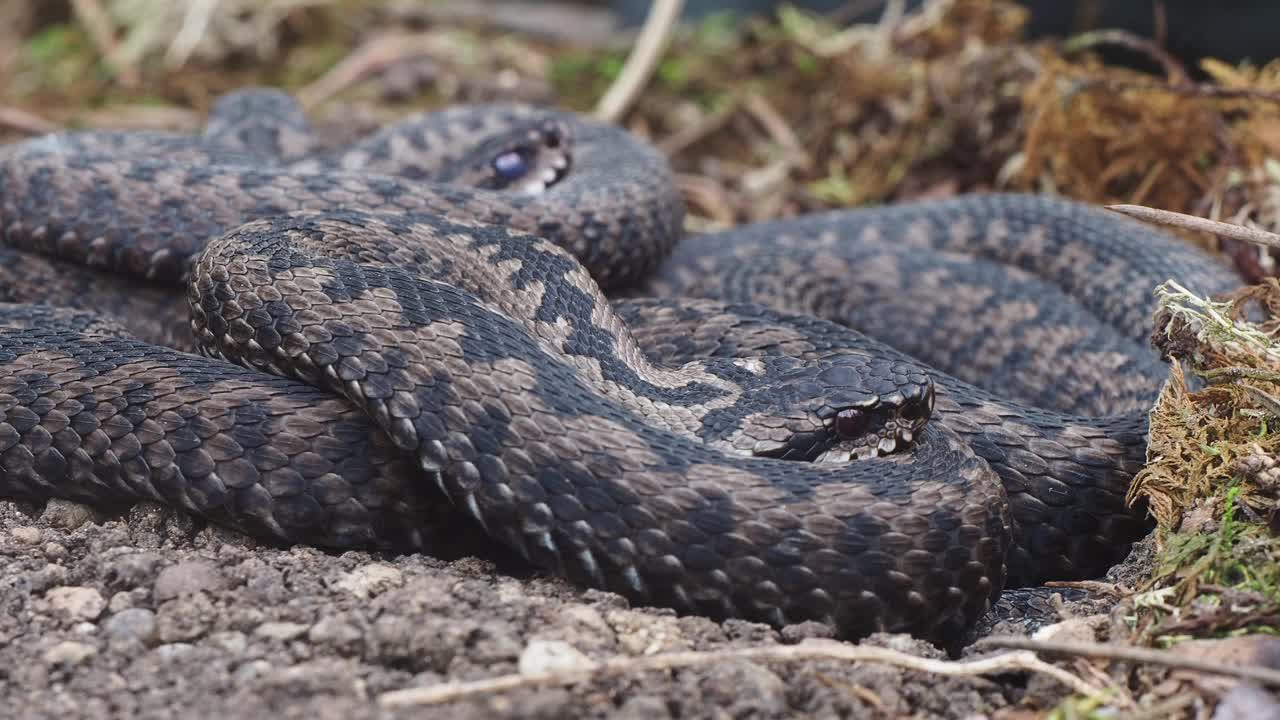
0;496;1074;719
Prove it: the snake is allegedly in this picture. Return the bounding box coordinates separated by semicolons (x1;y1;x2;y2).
0;88;1244;647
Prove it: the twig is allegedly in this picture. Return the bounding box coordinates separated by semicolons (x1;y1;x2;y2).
297;32;452;109
1107;204;1280;250
0;107;60;135
876;0;906;33
1126;693;1200;720
594;0;684;123
1044;580;1128;597
656;93;741;157
676;173;737;228
378;638;1099;708
1201;366;1280;385
980;636;1280;686
1063;29;1190;85
70;0;140;87
743;92;810;169
165;0;219;69
402;1;621;48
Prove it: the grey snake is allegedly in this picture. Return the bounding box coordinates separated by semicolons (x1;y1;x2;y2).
0;89;1243;645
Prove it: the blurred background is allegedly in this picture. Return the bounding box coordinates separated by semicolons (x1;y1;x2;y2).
2;0;1280;277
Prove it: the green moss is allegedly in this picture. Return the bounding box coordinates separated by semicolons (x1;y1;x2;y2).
1044;694;1117;720
13;23;96;95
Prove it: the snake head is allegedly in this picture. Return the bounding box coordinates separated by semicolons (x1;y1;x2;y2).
710;355;934;462
436;117;572;195
813;380;934;462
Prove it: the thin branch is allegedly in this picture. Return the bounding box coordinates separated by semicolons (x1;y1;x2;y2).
404;1;621;48
980;636;1280;686
1063;29;1190;85
594;0;684;123
656;93;741;156
296;32;451;109
0;106;60;135
164;0;219;69
378;638;1099;708
1107;204;1280;250
743;92;810;170
70;0;140;87
1202;366;1280;384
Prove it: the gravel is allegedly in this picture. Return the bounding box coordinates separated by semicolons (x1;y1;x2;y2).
0;498;1035;719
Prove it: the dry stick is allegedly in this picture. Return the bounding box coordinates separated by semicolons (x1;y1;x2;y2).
70;0;139;88
410;1;621;47
165;0;220;69
0;107;60;135
656;92;741;156
981;636;1280;687
1107;204;1280;251
743;92;810;169
1063;29;1190;85
377;638;1099;708
296;32;448;109
594;0;684;123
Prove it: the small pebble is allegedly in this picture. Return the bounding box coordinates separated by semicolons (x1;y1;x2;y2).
336;564;403;599
152;643;197;661
27;564;69;593
46;586;106;622
43;640;96;667
308;617;364;655
10;526;40;545
107;591;134;613
153;560;226;601
233;659;274;682
518;639;595;675
103;608;158;646
208;631;248;654
780;621;837;643
155;594;215;643
104;551;163;590
255;621;309;642
40;499;95;530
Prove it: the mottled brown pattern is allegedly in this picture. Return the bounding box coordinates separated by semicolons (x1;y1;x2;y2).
0;331;439;550
0;89;1245;647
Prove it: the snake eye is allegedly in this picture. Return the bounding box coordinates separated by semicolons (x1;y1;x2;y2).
834;408;870;440
492;150;529;180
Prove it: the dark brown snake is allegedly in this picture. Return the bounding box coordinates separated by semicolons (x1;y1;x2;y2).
0;89;1244;646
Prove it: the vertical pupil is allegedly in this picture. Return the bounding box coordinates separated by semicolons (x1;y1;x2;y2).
493;151;527;179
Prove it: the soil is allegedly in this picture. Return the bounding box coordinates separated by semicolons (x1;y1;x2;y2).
0;497;1070;719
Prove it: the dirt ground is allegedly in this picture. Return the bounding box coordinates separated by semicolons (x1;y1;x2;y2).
0;497;1069;720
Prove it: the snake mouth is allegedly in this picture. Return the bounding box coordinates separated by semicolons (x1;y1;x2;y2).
740;388;935;464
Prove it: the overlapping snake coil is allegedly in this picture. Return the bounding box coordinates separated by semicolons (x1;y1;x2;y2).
0;89;1242;644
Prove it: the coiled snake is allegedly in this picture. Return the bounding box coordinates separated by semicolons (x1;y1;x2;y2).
0;89;1242;645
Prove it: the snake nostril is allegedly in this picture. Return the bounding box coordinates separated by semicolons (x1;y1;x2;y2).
901;399;925;422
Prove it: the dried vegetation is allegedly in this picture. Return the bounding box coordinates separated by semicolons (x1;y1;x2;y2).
5;0;1280;715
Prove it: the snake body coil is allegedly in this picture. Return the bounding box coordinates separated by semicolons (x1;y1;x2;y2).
0;89;1242;645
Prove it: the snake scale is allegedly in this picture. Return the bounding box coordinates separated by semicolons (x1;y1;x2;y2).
0;88;1243;646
